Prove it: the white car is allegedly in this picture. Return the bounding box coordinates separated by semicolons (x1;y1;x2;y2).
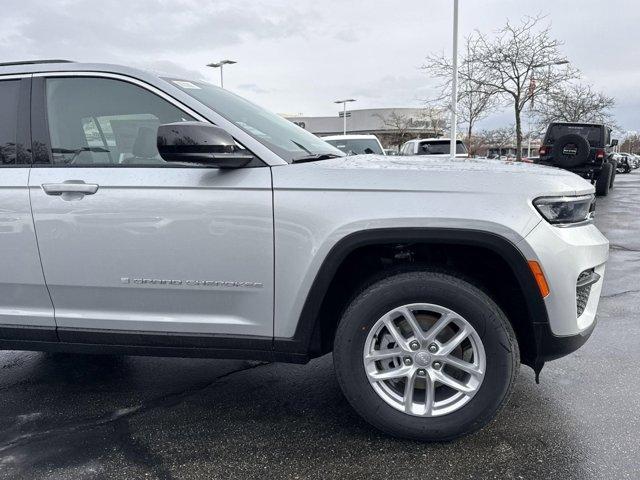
401;137;468;157
322;134;386;156
0;60;608;441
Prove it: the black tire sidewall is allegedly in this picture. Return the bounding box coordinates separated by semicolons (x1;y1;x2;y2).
333;271;518;441
609;160;616;189
596;162;612;196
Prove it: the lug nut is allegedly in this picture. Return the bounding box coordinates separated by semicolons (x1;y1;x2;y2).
417;368;427;376
409;340;420;351
432;361;442;370
428;343;439;353
403;357;413;366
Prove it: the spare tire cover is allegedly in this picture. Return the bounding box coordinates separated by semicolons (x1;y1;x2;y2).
551;133;590;168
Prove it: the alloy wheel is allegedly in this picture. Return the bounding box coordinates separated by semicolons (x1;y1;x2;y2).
363;303;486;417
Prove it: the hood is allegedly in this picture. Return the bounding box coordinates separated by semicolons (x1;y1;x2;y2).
324;154;566;176
279;154;594;198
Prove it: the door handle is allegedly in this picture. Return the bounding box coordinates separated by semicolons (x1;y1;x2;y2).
42;181;99;196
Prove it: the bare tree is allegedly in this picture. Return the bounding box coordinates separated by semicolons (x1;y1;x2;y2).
374;111;417;149
533;82;616;128
423;105;449;138
467;15;579;160
620;133;640;154
423;34;498;155
476;126;516;157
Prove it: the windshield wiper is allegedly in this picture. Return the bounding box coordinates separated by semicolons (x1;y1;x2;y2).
292;153;343;164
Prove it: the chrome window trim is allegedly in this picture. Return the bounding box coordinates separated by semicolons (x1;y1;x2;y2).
0;74;32;80
33;71;288;167
34;71;208;121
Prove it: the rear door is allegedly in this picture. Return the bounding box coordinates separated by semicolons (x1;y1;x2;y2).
28;74;274;347
0;76;56;341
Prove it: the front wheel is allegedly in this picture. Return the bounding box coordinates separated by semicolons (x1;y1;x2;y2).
333;271;519;441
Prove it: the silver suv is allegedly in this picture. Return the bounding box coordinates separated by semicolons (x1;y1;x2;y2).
0;60;609;441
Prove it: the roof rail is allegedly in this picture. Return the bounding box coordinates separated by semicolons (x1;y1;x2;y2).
0;59;74;67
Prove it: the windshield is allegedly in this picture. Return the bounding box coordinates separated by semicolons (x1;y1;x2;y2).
545;124;604;147
167;79;344;163
418;140;467;155
324;138;384;155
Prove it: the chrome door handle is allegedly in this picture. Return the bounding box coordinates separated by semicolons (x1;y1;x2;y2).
42;181;99;196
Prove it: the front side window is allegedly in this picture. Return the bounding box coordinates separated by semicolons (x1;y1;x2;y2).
46;77;195;166
0;80;21;165
168;78;343;163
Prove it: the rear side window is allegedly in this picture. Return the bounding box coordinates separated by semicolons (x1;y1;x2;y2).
0;80;21;165
418;140;467;155
45;77;195;166
325;139;384;155
545;125;603;147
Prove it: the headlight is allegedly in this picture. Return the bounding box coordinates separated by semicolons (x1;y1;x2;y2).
533;194;595;226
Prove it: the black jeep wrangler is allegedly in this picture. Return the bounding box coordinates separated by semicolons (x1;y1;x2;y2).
537;122;619;196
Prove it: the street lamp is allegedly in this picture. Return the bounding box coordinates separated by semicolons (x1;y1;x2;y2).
334;99;356;135
206;60;237;89
449;0;459;160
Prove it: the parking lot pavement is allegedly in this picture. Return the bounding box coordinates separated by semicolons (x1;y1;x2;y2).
0;173;639;480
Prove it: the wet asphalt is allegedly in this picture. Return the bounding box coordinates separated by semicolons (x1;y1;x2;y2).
0;171;639;480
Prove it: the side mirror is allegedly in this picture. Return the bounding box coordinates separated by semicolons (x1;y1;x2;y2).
611;138;619;147
157;121;253;168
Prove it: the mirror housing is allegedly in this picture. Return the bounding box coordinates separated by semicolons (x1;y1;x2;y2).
610;138;619;147
157;121;253;168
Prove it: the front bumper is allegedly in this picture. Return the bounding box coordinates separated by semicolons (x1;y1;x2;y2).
534;318;597;362
519;220;609;337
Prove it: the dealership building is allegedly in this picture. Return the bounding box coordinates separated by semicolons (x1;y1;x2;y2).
285;108;541;158
284;107;445;149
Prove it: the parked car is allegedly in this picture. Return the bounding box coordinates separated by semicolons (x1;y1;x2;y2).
628;154;640;169
400;138;468;157
537;122;618;196
614;153;633;174
322;134;385;156
0;60;609;441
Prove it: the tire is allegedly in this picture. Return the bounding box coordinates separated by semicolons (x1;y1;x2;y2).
595;162;613;196
551;133;590;168
333;270;519;441
609;160;616;189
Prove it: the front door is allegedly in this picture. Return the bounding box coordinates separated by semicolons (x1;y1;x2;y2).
28;75;274;345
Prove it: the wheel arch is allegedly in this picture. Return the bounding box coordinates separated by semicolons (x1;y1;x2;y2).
273;228;550;368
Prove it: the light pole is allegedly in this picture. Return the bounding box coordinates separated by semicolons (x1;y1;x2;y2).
334;99;356;135
206;60;237;89
527;60;570;157
449;0;459;160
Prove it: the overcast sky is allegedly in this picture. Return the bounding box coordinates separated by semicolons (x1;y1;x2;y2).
2;0;639;131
